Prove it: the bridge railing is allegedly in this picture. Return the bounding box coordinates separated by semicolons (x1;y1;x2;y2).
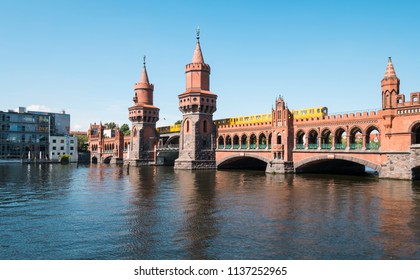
296;144;305;149
335;144;346;150
366;143;380;150
321;144;331;150
308;144;318;149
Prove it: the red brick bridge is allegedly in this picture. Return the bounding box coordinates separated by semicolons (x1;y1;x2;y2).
87;31;420;180
158;58;420;179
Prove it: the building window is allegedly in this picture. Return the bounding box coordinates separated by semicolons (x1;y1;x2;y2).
52;152;55;155
70;140;74;144
70;153;73;155
53;146;56;150
61;140;64;144
60;147;64;150
53;139;56;143
70;146;74;150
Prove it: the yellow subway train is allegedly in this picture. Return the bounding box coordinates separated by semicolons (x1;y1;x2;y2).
157;106;328;132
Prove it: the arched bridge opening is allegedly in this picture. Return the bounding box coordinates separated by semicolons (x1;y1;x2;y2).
102;156;113;164
217;155;269;171
295;156;381;176
412;166;420;180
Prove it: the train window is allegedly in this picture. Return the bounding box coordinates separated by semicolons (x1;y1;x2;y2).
322;108;328;114
310;109;314;114
317;109;320;113
256;116;261;120
294;112;298;115
302;110;307;115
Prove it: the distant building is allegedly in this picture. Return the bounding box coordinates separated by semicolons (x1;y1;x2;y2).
49;135;78;162
0;107;74;161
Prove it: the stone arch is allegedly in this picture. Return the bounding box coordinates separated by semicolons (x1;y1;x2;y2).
91;156;98;164
249;134;257;149
218;135;224;149
165;135;179;148
102;155;113;164
258;132;267;148
321;128;332;149
349;126;363;149
241;134;248;148
334;127;346;149
295;154;381;173
409;121;420;144
296;129;305;148
233;134;240;149
226;135;232;148
217;153;270;170
365;125;380;150
307;129;318;149
411;164;420;180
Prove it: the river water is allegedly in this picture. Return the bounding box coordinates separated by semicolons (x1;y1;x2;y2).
0;164;419;260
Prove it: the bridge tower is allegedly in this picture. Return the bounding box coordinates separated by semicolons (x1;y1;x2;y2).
381;57;400;110
174;29;218;169
381;57;400;133
266;96;294;173
127;57;160;165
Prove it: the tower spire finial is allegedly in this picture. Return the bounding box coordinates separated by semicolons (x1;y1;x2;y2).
384;56;397;79
143;55;146;67
196;26;200;41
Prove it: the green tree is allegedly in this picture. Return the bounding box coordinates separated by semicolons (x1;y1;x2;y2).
175;120;182;125
104;122;116;129
120;123;130;136
60;154;70;164
75;134;88;152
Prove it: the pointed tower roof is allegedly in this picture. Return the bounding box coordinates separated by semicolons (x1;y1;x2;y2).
384;57;397;79
192;27;205;63
139;55;150;84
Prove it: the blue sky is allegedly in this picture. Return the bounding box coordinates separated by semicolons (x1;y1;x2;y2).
1;0;420;131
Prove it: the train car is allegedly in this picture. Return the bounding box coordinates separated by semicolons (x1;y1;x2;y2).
291;106;328;119
215;113;272;127
160;106;328;131
156;123;181;134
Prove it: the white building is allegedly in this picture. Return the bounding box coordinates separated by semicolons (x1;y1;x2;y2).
49;135;78;162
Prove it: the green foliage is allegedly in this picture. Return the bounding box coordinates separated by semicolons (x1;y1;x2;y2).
75;134;88;152
104;122;116;129
175;120;182;125
60;154;70;164
120;123;130;136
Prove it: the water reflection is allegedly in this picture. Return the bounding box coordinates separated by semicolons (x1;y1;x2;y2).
174;170;218;259
0;164;419;259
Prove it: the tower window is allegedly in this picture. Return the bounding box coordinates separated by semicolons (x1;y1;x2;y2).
203;120;207;133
